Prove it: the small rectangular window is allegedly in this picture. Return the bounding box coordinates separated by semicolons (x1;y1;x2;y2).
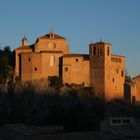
64;67;68;72
34;67;37;71
112;119;121;124
28;58;31;62
123;119;130;123
75;58;78;62
121;71;124;77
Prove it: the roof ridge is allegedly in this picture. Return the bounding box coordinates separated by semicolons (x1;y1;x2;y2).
38;32;65;39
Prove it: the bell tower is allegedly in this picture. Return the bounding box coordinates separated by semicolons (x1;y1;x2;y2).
22;36;28;46
89;41;112;100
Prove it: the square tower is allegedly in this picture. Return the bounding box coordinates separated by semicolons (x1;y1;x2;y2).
89;41;125;101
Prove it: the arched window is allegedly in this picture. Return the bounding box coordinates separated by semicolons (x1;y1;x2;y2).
98;49;100;55
100;48;102;55
93;46;96;55
107;46;110;55
50;55;55;66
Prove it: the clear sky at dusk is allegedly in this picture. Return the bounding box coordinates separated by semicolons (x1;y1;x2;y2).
0;0;140;77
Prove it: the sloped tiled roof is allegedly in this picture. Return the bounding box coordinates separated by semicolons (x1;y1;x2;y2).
90;41;111;45
111;54;125;58
63;54;89;60
38;32;66;39
63;53;89;57
40;50;63;53
15;45;32;50
133;75;140;80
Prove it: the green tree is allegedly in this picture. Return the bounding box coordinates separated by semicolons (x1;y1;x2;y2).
0;54;9;68
3;46;11;52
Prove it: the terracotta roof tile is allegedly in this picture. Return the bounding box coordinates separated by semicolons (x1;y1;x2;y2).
15;45;32;50
89;41;111;46
40;50;63;53
38;32;65;40
133;75;140;80
63;54;89;60
63;53;89;57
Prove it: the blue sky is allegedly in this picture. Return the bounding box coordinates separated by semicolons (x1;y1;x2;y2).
0;0;140;77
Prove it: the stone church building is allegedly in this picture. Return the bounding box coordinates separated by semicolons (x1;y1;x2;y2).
15;32;125;101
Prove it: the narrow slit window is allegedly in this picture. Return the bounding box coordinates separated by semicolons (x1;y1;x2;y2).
94;46;96;55
112;78;115;82
121;70;124;77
